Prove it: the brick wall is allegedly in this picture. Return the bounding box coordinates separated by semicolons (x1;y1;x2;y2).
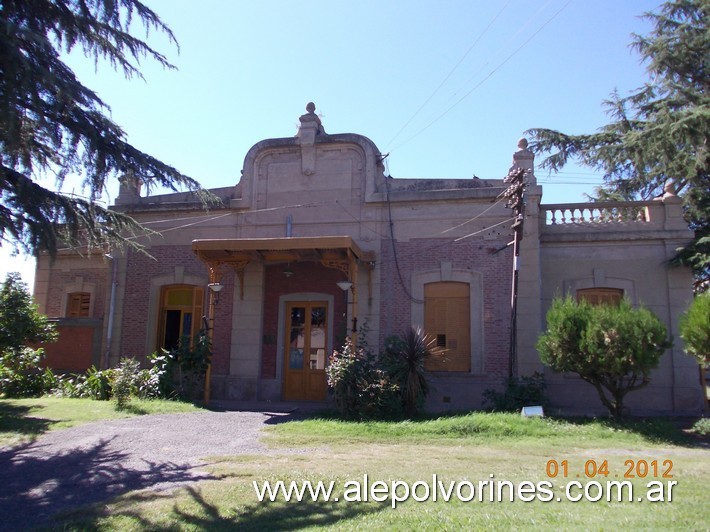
45;264;108;319
120;246;225;369
261;262;346;379
379;237;513;377
40;318;102;371
210;267;234;376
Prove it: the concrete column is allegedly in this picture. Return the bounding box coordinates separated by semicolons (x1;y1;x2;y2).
511;139;544;376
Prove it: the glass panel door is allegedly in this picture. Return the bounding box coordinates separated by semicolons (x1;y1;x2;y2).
283;301;328;401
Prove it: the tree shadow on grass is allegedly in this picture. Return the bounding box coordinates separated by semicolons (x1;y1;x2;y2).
56;485;388;531
179;486;387;531
0;402;54;443
552;416;709;448
0;438;213;530
117;402;150;416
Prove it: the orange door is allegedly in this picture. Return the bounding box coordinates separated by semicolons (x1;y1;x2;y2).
283;302;328;401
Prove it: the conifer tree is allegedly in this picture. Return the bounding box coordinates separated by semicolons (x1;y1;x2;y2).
526;0;709;290
0;0;213;258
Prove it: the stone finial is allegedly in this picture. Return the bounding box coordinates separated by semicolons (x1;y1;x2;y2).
510;137;535;183
659;179;683;206
663;180;677;197
296;102;325;175
298;102;325;136
115;170;142;205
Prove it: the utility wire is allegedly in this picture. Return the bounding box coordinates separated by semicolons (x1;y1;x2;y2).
53;212;234;252
436;0;553;112
440;196;507;234
390;0;572;154
384;0;513;150
454;217;514;242
150;213;232;234
141;212;233;225
384;175;424;303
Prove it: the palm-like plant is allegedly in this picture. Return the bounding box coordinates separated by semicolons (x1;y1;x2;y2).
385;327;445;417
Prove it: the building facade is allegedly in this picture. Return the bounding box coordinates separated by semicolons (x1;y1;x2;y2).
33;104;704;415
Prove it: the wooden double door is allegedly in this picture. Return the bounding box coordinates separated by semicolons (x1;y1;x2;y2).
283;301;328;401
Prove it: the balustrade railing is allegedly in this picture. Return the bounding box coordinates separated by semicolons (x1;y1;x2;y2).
542;201;651;226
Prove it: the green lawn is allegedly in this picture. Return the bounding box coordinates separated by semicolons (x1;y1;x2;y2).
51;412;709;530
0;396;203;447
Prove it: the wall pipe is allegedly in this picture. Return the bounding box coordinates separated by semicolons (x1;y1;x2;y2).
104;253;118;369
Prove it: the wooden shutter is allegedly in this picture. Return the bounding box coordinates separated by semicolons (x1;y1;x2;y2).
577;288;624;306
424;282;470;372
67;292;91;317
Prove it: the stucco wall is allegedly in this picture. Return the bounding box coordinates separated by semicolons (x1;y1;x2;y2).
538;208;702;414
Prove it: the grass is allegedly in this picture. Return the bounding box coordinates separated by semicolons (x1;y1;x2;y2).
50;411;709;531
263;412;693;447
0;396;204;447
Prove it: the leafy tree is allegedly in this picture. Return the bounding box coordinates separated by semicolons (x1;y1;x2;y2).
537;297;671;418
679;292;710;365
0;272;57;353
0;272;57;397
526;0;709;290
0;0;214;259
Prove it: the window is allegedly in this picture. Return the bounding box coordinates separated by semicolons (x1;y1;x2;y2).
424;282;470;372
66;292;91;317
577;287;624;306
158;285;204;351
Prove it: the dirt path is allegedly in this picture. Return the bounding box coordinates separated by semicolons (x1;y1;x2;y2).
0;409;300;530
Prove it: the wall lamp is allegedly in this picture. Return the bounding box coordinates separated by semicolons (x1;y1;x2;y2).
336;281;357;332
208;282;224;304
336;281;353;291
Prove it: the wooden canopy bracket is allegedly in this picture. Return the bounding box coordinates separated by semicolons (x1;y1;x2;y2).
320;258;349;275
202;255;250;300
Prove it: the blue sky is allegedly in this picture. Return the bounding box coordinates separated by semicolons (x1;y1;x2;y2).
2;0;661;288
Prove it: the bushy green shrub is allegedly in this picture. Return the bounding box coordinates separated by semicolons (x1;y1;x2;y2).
54;366;114;400
0;273;57;353
112;358;140;410
48;344;195;403
137;351;173;399
163;333;211;401
679;293;710;366
326;339;401;420
79;366;113;400
0;347;55;397
537;297;671;417
0;273;58;398
483;372;547;412
690;417;710;437
52;353;173;402
327;327;444;420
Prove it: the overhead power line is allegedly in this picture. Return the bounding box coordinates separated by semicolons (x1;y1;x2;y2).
384;0;513;150
389;0;572;154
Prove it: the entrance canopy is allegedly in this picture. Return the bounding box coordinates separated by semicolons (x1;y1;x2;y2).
192;236;375;298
